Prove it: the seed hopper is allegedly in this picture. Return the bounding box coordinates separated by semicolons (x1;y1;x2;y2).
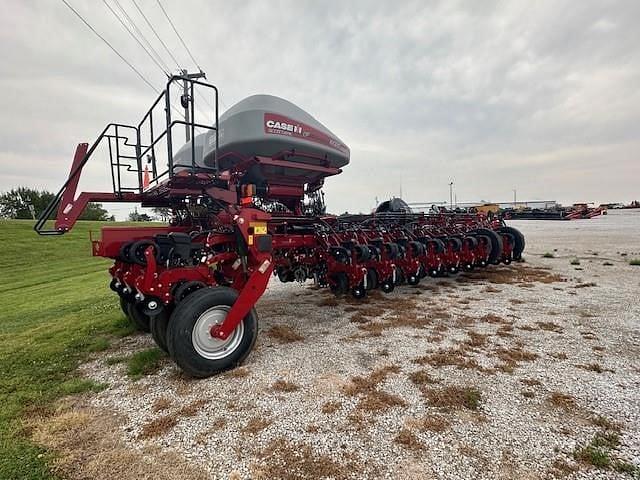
36;77;525;377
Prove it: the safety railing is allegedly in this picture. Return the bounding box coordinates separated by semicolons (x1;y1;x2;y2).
35;76;219;235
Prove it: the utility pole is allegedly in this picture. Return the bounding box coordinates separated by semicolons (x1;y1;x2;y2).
513;189;517;208
180;69;206;142
449;182;454;209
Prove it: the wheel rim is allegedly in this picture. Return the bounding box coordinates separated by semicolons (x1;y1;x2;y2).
191;305;244;360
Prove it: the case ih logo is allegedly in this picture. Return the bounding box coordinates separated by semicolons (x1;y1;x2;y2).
263;112;348;154
265;118;303;134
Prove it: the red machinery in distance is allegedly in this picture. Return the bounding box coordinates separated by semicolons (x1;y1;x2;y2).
36;76;525;377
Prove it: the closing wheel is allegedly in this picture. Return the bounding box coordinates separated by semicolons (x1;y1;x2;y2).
277;268;295;283
472;228;503;265
366;268;378;290
119;296;130;318
351;284;366;299
446;237;463;252
354;245;371;262
329;272;349;295
381;279;394;293
150;308;172;353
407;274;420;286
129;239;158;266
499;226;525;260
166;287;258;378
118;242;133;263
173;280;206;303
127;301;151;332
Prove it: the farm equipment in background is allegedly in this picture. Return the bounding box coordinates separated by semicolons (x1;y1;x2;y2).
36;76;525;377
503;203;606;220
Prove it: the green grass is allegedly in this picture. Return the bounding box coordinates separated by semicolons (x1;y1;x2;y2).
574;444;612;468
574;429;639;475
463;388;482;410
0;219;142;479
542;252;555;258
126;348;165;380
629;259;640;266
614;460;640;475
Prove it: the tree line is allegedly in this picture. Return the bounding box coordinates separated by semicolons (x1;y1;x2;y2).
0;187;169;222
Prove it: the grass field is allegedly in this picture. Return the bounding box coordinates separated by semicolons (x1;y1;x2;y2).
0;220;136;479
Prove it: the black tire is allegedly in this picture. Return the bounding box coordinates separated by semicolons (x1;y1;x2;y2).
446;237;463;252
384;243;400;260
329;272;349;295
173;280;207;303
428;238;446;254
127;301;151;332
381;280;394;293
408;241;425;256
150;308;171;353
499;226;525;260
463;236;478;249
351;285;366;299
166;287;258;378
367;245;381;261
366;268;378;290
129;239;158;266
119;295;130;317
118;242;133;263
354;245;371;262
472;228;503;265
329;247;350;264
407;274;420;286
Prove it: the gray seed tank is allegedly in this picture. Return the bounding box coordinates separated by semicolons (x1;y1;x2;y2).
174;94;350;176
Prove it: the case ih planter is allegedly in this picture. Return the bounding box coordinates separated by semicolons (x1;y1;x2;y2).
36;77;524;377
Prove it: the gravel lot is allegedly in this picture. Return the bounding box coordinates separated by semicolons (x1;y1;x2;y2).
49;210;640;479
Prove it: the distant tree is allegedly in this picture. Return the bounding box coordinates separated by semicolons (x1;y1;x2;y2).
0;187;54;219
128;208;153;222
79;202;112;221
152;207;172;222
0;187;113;221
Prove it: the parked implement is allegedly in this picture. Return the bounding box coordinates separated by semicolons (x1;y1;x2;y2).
36;77;525;377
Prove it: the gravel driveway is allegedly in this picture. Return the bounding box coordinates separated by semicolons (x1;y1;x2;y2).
40;210;640;479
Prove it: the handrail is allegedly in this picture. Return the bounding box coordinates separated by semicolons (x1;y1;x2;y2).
34;122;138;235
35;77;220;235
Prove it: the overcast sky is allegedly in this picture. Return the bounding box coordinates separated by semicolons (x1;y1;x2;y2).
1;0;638;217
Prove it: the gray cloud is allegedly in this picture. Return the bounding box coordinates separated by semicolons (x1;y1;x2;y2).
0;0;638;217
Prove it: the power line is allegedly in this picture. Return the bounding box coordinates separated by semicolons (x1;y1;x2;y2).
112;0;172;73
102;0;168;77
60;0;159;93
131;0;181;70
62;0;204;126
156;0;201;70
139;0;228;112
196;90;218;118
